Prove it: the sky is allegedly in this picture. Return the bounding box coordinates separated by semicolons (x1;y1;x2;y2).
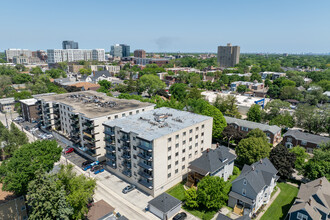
1;0;330;53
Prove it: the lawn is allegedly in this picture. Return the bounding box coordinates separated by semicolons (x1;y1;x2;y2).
260;183;298;220
167;182;186;201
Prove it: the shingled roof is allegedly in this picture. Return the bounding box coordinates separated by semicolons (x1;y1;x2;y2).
148;193;181;214
189;146;236;176
232;158;278;194
284;129;330;145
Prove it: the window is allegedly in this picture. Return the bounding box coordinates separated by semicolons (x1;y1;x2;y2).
115;115;118;119
133;137;136;141
195;150;198;155
301;140;307;146
142;109;145;111
201;148;203;151
183;132;186;136
243;179;247;185
168;173;171;178
108;117;111;120
122;113;125;117
182;149;186;153
175;143;179;148
182;165;185;170
201;132;204;136
190;129;193;133
202;124;204;129
175;161;178;165
168;164;171;169
189;153;192;158
129;112;132;115
201;140;204;144
195;135;198;139
133;146;136;150
189;137;192;142
183;140;186;145
287;137;292;142
182;157;185;161
134;172;137;176
175;152;179;157
264;193;268;198
168;156;171;160
168;137;172;142
21;206;26;211
196;127;199;131
189;145;192;150
136;110;139;114
241;127;248;132
176;134;179;139
242;189;246;196
168;147;172;151
297;212;308;220
117;139;120;143
133;155;137;159
175;169;178;173
195;143;198;147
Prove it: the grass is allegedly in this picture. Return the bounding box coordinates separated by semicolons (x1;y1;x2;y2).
183;208;216;220
260;183;298;220
166;182;186;201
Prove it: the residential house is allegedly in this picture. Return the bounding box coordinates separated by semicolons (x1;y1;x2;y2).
70;82;100;91
228;158;278;217
0;98;15;113
87;199;115;220
282;129;330;153
224;116;282;146
216;213;251;220
148;193;182;220
288;177;330;220
85;71;124;85
0;195;28;220
187;146;236;187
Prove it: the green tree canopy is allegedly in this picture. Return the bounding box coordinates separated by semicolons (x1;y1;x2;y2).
169;83;188;102
213;95;241;118
270;144;296;179
247;104;262;122
0;140;62;195
27;169;73;220
289;146;309;173
184;187;199;208
138;74;166;96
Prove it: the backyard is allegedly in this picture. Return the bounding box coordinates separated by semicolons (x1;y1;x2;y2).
260;182;298;220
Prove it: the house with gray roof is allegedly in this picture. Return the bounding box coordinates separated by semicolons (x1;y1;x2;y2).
228;158;278;217
283;129;330;153
288;177;330;220
187;146;236;187
148;193;182;220
224;116;281;146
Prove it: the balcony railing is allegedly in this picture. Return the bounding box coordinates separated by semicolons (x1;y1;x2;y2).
106;153;116;160
138;179;153;189
138;171;153;180
122;161;131;167
137;145;152;152
121;137;130;143
122;146;131;152
105;145;116;153
106;161;117;169
138;162;153;171
138;153;153;161
121;154;131;160
104;130;115;136
122;170;132;177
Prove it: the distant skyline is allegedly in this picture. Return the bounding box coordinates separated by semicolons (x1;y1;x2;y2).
1;0;330;53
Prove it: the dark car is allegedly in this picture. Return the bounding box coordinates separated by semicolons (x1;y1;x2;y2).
91;165;100;172
82;160;93;168
122;185;136;194
173;212;187;220
93;165;105;174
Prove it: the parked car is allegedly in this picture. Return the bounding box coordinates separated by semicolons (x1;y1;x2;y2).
122;185;136;194
65;147;74;154
83;161;99;171
14;117;23;121
173;212;187;220
93;165;105;174
82;160;93;168
45;134;53;139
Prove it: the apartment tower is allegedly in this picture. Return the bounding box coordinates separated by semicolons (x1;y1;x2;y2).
217;43;240;68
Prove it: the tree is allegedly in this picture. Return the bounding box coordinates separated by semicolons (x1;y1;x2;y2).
138;74;166;96
79;68;92;75
270;145;296;179
0;140;62;195
289;146;309;173
279;86;301;100
155;89;169;99
1;123;28;157
250;72;262;82
187;87;202;100
247;104;262;122
46;69;66;79
213;95;241;118
58;62;68;71
269;112;295;128
237;85;247;93
222;125;247;144
184;188;198;208
196;176;228;210
27;170;73;220
14;91;32;100
264;99;290;120
12;73;32;84
236;136;270;165
0;75;12;97
169;83;187;102
56;164;96;220
247;128;267;139
30;66;43;75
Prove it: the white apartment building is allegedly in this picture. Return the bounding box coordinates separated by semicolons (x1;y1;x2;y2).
103;108;213;197
47;49;105;63
35;91;155;161
5;49;32;62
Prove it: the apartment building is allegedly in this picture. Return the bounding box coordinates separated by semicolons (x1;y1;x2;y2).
62;40;79;49
134;49;146;58
20;98;39;122
224;116;281;146
5;49;32;62
36;91;155;161
47;49;105;63
102;107;213;197
110;44;130;58
217;43;240;68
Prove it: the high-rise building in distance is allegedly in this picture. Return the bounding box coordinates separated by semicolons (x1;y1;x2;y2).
62;40;79;49
217;43;240;68
134;49;146;58
110;44;130;57
47;49;105;63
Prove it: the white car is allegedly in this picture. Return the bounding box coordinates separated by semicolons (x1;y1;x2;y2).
14;117;23;121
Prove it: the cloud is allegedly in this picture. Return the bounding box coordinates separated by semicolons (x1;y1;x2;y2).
154;36;179;51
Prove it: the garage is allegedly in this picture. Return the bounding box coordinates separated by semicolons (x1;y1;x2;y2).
148;193;182;220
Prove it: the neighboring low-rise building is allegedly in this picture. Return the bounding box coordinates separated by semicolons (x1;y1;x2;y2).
288;177;330;220
0;196;28;220
103;107;213;196
187;146;236;187
0;98;15;113
260;72;286;80
20;98;39;122
228;158;278;217
230;81;264;92
148;193;182;220
36;91;155;161
282;129;330;153
224;116;281;146
87;199;115;220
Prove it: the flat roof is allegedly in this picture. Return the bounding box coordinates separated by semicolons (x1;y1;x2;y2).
0;98;15;104
19;98;37;106
103;107;211;141
38;91;155;119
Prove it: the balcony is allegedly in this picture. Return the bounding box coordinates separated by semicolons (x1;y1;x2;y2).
104;130;115;136
85;150;97;157
138;171;153;180
104;137;115;144
84;142;96;150
106;153;116;160
138;179;153;189
121;137;130;143
71;123;79;128
105;145;116;153
122;161;131;167
121;154;131;160
122;170;132;177
83;120;94;128
137;145;152;152
106;161;117;169
138;162;153;171
122;146;131;152
138;153;152;161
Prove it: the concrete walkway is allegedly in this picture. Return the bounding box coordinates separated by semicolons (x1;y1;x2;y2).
254;187;281;220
